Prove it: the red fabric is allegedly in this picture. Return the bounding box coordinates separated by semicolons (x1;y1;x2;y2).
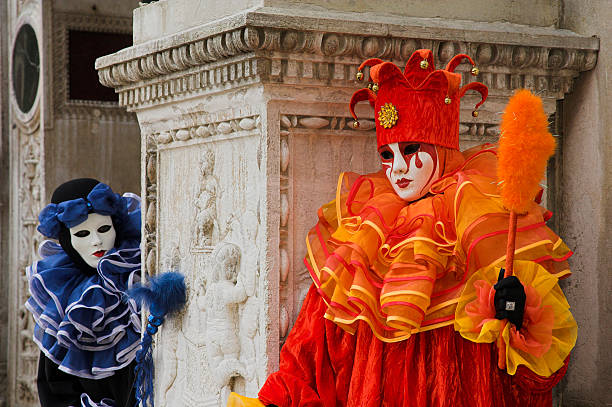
374;72;461;150
259;285;567;407
350;50;487;150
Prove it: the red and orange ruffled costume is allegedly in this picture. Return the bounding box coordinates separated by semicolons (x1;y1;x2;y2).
229;50;576;407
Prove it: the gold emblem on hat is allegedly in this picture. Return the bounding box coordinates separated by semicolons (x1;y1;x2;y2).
378;103;398;129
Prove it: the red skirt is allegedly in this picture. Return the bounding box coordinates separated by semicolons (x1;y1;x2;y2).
258;286;567;407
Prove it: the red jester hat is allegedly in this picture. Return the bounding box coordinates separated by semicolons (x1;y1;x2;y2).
350;49;488;150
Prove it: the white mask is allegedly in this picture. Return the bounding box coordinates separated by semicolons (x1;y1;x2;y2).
379;142;440;202
69;213;116;268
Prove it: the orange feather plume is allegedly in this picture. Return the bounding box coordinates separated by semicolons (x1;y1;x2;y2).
498;89;556;214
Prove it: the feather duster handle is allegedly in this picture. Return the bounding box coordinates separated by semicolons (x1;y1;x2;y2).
126;272;187;407
498;89;556;277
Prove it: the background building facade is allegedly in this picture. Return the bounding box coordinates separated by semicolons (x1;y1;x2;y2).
0;1;141;405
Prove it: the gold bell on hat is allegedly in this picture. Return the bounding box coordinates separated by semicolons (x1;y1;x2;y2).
420;59;429;69
444;96;452;105
471;66;480;76
356;71;364;81
353;120;360;128
472;110;479;118
372;83;379;92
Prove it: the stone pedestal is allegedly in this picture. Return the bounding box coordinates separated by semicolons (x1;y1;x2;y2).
96;2;598;405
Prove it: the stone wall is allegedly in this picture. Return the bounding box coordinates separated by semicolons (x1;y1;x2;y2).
97;2;598;406
558;1;612;405
43;9;141;199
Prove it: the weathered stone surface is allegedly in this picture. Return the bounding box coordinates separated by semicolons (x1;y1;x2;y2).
135;86;274;407
557;1;612;405
156;131;265;405
133;0;563;44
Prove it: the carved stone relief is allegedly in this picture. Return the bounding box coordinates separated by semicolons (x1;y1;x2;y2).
6;2;45;404
11;111;44;407
144;132;158;277
96;11;599;113
192;150;219;249
154;117;265;407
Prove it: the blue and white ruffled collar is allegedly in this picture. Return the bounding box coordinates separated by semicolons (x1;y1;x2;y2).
26;239;142;379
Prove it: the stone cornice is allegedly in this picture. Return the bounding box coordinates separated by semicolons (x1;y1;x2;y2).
95;7;599;108
246;7;599;49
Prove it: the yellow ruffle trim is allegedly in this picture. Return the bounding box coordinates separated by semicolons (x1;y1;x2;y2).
455;260;577;376
226;392;265;407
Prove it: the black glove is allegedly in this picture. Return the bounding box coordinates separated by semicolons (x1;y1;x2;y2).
493;268;526;330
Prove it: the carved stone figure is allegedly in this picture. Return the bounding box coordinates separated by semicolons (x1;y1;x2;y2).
194;150;218;247
204;242;248;402
155;318;179;407
162;240;182;272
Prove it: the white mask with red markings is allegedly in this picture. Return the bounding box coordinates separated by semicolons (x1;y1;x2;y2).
69;213;116;268
378;142;440;202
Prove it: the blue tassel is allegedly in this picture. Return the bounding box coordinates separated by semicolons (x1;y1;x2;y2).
127;272;186;407
134;329;154;407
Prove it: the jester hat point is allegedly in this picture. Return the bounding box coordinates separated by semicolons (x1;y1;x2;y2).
351;49;488;150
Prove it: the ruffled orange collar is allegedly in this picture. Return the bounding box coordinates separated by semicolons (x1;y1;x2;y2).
304;145;571;342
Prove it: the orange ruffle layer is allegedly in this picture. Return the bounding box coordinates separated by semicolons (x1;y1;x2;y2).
305;145;572;342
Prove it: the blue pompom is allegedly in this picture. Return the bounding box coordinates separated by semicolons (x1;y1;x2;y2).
127;272;186;318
